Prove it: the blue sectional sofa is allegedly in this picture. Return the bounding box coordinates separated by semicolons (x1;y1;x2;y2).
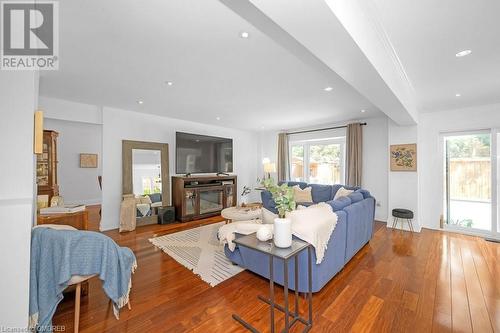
224;181;375;292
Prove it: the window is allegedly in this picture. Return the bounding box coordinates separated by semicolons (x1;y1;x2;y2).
290;145;305;181
142;177;152;195
289;138;345;184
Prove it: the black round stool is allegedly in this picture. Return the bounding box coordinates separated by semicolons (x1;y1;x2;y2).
392;208;414;232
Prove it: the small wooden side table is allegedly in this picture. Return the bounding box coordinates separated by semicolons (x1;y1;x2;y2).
37;210;89;230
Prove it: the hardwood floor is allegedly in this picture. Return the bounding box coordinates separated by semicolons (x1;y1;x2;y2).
53;207;500;332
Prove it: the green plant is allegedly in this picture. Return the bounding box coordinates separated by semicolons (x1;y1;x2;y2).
260;178;296;218
448;218;474;228
241;186;252;197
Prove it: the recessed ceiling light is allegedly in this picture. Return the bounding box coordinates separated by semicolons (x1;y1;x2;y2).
137;100;144;105
240;31;250;38
455;93;461;97
455;50;472;57
324;87;333;92
216;116;221;121
166;81;173;86
361;109;366;113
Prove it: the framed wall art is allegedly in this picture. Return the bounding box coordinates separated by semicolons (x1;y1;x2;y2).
390;144;417;171
80;153;98;168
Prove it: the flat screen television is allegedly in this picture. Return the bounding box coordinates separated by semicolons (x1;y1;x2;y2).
176;132;233;174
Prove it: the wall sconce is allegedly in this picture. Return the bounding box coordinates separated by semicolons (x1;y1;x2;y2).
34;110;44;154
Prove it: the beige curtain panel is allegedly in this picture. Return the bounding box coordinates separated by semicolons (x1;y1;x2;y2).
277;133;290;182
346;123;363;186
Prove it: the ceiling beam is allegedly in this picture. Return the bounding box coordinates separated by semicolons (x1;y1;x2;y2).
220;0;418;125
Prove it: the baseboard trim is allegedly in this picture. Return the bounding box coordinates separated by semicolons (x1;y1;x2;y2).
485;238;500;243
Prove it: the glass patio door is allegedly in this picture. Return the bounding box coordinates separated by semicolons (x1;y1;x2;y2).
444;131;497;235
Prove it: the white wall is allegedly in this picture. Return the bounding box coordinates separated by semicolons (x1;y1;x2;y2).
387;120;419;230
101;107;260;231
44;118;103;205
0;72;38;328
258;130;279;179
38;96;102;124
419;103;500;230
258;116;389;221
362;117;388;221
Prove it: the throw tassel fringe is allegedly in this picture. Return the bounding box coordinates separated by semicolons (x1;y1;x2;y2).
28;313;39;330
113;259;137;320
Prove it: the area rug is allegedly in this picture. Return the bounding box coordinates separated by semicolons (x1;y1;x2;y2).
148;222;244;286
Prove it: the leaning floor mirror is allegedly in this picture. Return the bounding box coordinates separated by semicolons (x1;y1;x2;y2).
122;140;169;227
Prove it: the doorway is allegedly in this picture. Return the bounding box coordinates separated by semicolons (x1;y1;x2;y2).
443;130;498;237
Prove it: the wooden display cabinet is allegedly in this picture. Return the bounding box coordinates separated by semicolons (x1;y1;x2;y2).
36;130;59;202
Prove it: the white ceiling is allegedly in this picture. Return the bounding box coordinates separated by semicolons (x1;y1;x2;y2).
39;0;381;131
40;0;500;128
373;0;500;112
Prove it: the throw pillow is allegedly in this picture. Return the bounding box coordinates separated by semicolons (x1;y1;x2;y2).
140;196;152;204
334;187;354;200
293;185;313;203
261;208;278;224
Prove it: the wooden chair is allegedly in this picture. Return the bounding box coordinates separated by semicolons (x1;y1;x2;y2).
67;275;96;333
68;274;131;333
34;224;132;333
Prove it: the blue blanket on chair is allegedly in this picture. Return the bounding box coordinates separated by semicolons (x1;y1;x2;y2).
29;228;137;332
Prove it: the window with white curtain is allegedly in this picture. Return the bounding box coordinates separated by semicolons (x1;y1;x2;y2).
289;137;346;185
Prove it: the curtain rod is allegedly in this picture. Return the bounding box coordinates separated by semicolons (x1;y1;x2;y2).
286;122;367;136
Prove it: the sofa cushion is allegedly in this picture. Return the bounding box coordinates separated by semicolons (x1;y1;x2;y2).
326;196;352;211
348;192;364;203
293;185;313;203
355;189;371;199
310;184;333;203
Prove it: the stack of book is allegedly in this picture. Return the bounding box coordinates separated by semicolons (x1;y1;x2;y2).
39;204;86;215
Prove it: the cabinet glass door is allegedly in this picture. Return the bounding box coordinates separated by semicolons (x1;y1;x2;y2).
199;189;223;214
184;189;197;216
224;185;234;207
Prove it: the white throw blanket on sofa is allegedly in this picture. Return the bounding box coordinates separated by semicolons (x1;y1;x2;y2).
218;220;263;252
219;203;338;264
288;203;338;264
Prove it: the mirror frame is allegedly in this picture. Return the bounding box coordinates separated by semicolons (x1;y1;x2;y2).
122;140;170;206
